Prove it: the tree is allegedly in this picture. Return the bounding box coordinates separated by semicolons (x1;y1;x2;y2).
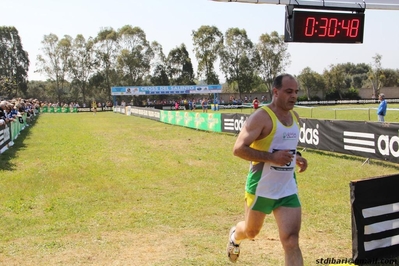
380;68;399;87
87;72;106;102
25;80;51;101
0;26;29;97
0;77;17;99
350;63;370;75
69;35;97;103
297;67;325;100
117;25;154;86
332;62;369;89
323;63;353;99
57;36;73;102
167;43;195;85
256;31;290;99
36;33;72;103
150;41;169;86
219;28;257;98
94;27;119;98
192;25;223;85
350;63;370;89
368;54;385;97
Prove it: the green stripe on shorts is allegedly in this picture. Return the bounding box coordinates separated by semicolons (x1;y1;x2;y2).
246;192;301;214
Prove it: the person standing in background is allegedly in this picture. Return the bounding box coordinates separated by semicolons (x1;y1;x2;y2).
252;97;260;111
92;100;97;115
377;93;387;122
201;98;208;113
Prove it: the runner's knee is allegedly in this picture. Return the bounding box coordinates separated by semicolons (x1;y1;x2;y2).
245;228;261;239
280;233;299;251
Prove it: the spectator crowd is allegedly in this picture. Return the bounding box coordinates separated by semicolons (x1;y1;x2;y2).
0;98;40;126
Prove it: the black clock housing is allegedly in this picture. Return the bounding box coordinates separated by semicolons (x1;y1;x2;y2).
285;9;365;43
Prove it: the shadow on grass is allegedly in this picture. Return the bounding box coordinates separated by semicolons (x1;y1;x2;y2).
302;148;399;171
0;116;38;171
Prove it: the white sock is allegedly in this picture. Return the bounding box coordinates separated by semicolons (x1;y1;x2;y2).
231;231;241;245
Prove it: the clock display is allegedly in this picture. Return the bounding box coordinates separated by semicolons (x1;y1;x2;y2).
285;9;365;43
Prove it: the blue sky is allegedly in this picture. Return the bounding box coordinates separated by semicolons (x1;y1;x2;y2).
3;0;399;81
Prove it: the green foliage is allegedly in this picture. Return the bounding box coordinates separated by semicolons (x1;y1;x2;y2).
3;24;397;105
325;90;340;100
342;87;360;100
311;95;321;101
117;26;154;86
69;34;97;104
368;53;385;96
0;26;29;98
219;28;257;97
383;69;399;87
94;27;119;99
36;33;71;103
352;73;368;89
297;95;308;101
256;31;290;99
192;25;223;84
150;41;169;86
0;77;17;98
324;87;359;100
167;44;195;85
25;80;51;101
151;65;170;86
297;95;321;102
298;67;326;100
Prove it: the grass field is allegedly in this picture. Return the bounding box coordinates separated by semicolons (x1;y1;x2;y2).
219;103;399;122
1;110;399;265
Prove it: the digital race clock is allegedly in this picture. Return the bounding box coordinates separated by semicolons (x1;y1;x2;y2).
285;9;365;43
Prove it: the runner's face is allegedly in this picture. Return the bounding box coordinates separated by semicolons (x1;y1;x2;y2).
274;77;299;110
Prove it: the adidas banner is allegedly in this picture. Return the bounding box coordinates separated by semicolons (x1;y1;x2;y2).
219;116;399;163
298;119;399;163
350;174;399;261
0;123;11;154
221;113;249;135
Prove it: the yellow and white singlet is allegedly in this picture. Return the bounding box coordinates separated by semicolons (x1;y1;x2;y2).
245;106;300;200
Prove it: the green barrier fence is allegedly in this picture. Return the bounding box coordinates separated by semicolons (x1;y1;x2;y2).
40;107;78;113
160;111;222;132
10;113;28;141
